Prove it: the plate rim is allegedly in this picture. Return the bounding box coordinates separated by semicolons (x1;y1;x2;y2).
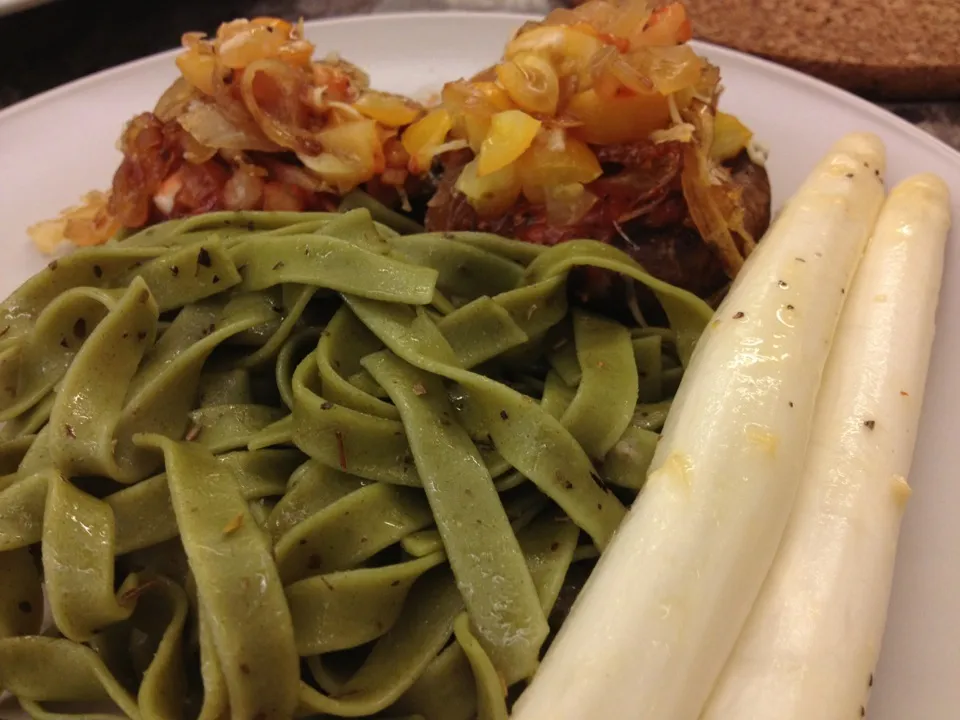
0;0;54;18
1;10;959;170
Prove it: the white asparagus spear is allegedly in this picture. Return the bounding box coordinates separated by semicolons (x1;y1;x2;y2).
511;133;887;720
700;173;951;720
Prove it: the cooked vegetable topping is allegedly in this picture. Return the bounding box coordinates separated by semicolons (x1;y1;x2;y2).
31;2;769;312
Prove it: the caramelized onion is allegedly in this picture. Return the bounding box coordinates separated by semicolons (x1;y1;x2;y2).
630;45;703;96
680;101;755;276
179;132;218;164
154;77;199;123
29;191;120;253
609;56;655;95
317;56;371;93
239;59;314;151
209;65;279;145
567;0;620;32
609;1;653;44
638;2;692;46
299;118;384;193
178;100;280;152
218;24;289;69
681;144;744;277
587;45;622;99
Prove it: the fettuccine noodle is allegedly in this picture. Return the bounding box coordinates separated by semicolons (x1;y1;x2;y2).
0;202;710;719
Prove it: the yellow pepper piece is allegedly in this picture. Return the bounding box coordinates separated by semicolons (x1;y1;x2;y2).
402;109;453;173
566;89;670;145
456;158;523;216
518;131;602;204
176;51;218;96
478;110;542;178
473;81;514;111
496;53;560;116
711;112;754;162
441;81;514;153
353;92;423;128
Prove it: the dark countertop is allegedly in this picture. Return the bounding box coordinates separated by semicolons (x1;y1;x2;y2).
2;0;959;151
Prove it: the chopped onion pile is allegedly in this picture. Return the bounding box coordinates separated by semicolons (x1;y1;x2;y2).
418;0;759;273
31;18;427;251
31;3;761;273
172;18;423;192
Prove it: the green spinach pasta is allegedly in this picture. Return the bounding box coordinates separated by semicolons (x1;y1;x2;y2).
0;205;711;720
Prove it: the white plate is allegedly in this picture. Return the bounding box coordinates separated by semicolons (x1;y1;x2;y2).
1;11;959;719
